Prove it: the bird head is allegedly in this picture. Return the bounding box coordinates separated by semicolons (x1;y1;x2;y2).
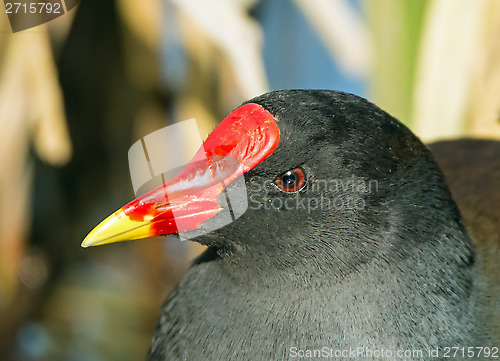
83;90;466;274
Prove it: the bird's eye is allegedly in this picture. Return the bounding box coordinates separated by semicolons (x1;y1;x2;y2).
275;167;307;193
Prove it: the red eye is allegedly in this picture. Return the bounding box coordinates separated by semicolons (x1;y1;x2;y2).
275;167;307;193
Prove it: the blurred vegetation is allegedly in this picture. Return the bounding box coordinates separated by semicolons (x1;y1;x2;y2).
366;0;428;125
366;0;500;139
0;0;499;360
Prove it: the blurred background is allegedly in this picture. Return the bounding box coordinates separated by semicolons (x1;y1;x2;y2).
0;0;499;360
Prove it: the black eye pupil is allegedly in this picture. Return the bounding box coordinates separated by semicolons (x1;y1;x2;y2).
282;172;296;185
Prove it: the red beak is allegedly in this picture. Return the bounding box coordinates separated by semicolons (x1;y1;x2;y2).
82;103;279;247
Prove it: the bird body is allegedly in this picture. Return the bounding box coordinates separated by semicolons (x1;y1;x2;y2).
148;247;492;360
84;90;499;360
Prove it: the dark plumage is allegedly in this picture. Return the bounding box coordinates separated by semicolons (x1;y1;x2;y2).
429;139;500;341
144;90;499;360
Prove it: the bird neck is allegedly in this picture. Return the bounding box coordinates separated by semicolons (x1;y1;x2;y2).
208;227;487;347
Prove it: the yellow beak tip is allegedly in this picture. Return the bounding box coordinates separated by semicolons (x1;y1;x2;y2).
81;208;155;249
80;232;108;248
80;238;95;248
